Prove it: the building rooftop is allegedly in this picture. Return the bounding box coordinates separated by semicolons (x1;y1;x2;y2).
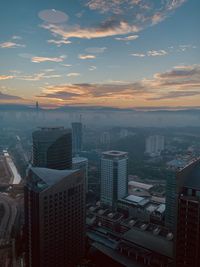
124;195;150;206
102;151;128;158
38;126;65;131
72;157;88;164
122;227;173;258
128;181;153;190
33;127;71;139
28;167;77;191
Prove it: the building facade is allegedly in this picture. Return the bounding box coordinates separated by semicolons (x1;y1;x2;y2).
176;159;200;267
72;122;82;156
101;151;128;208
32;127;72;170
24;167;85;267
72;156;88;193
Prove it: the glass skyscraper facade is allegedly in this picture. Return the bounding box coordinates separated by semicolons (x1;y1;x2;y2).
32;127;72;170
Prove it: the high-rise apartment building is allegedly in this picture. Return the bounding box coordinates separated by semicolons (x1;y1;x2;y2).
176;159;200;267
101;151;128;208
72;122;82;156
24;167;85;267
32;127;72;169
72;156;88;193
145;135;165;157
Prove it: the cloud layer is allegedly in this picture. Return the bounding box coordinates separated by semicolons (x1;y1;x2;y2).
37;64;200;105
39;1;186;43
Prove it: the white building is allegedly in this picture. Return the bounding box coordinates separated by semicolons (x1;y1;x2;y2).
72;156;88;192
101;151;128;208
145;135;165;157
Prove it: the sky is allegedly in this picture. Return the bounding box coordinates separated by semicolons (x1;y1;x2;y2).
0;0;200;108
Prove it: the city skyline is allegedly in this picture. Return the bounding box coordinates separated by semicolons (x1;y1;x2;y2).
0;0;200;108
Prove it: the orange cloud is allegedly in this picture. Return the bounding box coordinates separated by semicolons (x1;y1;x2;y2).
36;64;200;106
78;54;96;59
0;42;25;48
0;75;14;80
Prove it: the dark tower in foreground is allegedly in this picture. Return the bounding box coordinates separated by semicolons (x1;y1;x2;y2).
72;122;82;156
32;127;72;169
24;167;85;267
176;159;200;267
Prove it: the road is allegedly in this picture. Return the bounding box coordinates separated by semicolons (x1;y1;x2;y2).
3;151;22;184
0;193;18;243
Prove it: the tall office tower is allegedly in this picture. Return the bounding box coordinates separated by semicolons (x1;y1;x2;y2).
145;135;165;157
24;167;85;267
165;158;197;231
72;122;82;156
72;156;88;193
101;151;128;208
32;127;72;170
175;159;200;267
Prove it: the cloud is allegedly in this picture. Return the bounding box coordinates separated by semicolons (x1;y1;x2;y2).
115;35;139;41
17;72;61;81
12;36;22;40
61;64;72;67
86;0;150;15
0;91;22;100
38;91;80;100
85;47;107;53
40;1;186;43
131;49;168;57
41;20;140;40
78;54;96;59
31;55;66;63
148;90;200;100
89;66;97;71
38;9;68;23
37;64;200;104
0;75;14;80
67;73;81;77
131;53;146;57
0;42;25;48
47;39;71;46
147;50;168;56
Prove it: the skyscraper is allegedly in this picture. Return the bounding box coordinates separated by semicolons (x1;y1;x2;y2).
165;158;196;231
101;151;128;208
24;167;85;267
72;122;82;156
176;159;200;267
72;156;88;193
32;127;72;170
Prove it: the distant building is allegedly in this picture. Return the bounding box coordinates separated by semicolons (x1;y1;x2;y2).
32;127;72;170
101;151;128;208
72;122;82;156
145;135;165;157
24;167;85;267
176;159;200;267
72;156;88;193
100;131;111;146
